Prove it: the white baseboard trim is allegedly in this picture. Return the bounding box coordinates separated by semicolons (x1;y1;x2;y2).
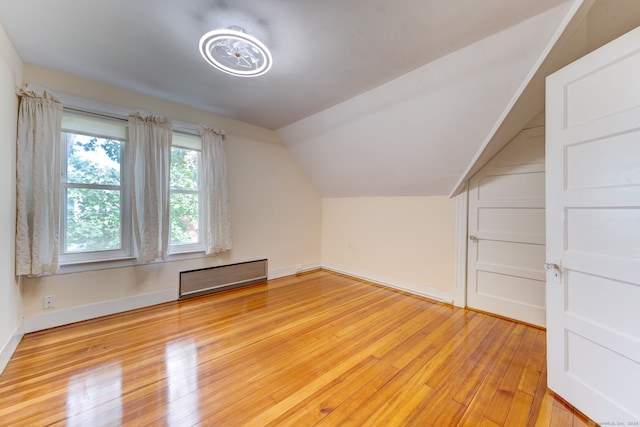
0;322;24;375
23;289;178;334
268;262;322;280
322;262;453;305
452;287;466;309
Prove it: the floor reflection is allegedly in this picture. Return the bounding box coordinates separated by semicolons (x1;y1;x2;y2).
165;338;199;425
66;362;122;426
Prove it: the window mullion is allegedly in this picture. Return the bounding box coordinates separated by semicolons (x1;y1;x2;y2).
65;182;121;191
170;188;199;195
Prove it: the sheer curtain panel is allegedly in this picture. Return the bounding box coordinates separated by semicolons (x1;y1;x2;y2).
15;89;63;276
200;126;232;254
128;113;172;262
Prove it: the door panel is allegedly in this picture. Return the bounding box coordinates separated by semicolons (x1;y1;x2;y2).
478;208;545;237
476;271;545;307
567;208;640;256
477;240;546;274
566;131;640;189
565;332;640;414
467;124;546;327
565;50;640;127
477;171;545;200
546;25;640;423
566;271;640;338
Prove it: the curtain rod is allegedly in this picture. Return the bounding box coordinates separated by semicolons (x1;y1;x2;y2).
26;83;224;137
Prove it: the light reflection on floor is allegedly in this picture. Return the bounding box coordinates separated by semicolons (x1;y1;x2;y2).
166;338;200;425
66;362;123;426
63;339;200;425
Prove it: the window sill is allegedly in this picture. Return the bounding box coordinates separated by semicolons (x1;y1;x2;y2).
58;250;210;275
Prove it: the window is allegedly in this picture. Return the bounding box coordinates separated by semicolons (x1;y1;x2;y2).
61;111;131;263
60;110;204;265
169;133;203;252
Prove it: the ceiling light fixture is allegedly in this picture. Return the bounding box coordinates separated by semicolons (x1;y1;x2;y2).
199;26;273;77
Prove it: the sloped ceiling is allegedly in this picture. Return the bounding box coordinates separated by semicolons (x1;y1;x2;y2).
1;0;613;198
451;0;640;196
277;3;577;196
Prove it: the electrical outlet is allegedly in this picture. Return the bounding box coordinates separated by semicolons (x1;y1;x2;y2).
43;295;55;309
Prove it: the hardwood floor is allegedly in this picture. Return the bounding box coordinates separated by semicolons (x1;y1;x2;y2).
0;270;596;426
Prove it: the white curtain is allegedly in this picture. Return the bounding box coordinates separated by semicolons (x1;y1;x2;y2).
200;126;232;254
128;113;172;262
15;89;63;277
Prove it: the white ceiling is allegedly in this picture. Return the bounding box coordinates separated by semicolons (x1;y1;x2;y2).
2;0;636;197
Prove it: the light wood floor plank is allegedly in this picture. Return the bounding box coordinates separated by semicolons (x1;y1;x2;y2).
0;270;595;426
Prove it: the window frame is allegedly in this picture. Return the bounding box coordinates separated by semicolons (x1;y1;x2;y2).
59;112;133;265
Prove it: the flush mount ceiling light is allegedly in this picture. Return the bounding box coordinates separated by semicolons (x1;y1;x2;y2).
199;26;273;77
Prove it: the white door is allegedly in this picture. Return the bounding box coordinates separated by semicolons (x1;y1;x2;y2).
466;119;546;327
546;26;640;423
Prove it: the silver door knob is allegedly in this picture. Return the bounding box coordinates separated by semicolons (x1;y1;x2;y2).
545;262;562;280
469;235;478;242
544;263;559;271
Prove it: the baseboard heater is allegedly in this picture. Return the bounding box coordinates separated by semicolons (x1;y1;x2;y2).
179;259;268;299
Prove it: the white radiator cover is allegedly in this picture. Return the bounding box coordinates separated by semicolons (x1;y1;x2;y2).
179;259;268;299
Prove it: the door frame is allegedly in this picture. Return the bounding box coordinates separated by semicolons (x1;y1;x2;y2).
453;191;468;308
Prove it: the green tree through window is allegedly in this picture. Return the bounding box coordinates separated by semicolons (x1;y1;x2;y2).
64;133;123;252
61;113;204;264
170;146;200;246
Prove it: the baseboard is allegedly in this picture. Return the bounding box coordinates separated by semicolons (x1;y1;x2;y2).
322;262;454;305
0;321;24;375
268;262;322;280
452;287;466;308
23;289;178;333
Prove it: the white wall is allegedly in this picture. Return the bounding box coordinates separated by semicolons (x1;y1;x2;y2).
322;196;457;303
20;66;322;330
0;24;23;372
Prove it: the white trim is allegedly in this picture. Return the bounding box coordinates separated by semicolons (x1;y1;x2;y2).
453;190;468;308
268;262;321;280
0;322;24;375
322;262;453;305
23;289;177;333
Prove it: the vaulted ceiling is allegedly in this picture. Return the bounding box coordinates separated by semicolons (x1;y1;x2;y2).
1;0;638;197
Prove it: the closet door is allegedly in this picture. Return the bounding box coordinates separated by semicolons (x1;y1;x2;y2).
466;122;546;327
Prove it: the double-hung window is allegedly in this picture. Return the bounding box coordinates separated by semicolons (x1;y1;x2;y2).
60;110;205;266
60;111;131;264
